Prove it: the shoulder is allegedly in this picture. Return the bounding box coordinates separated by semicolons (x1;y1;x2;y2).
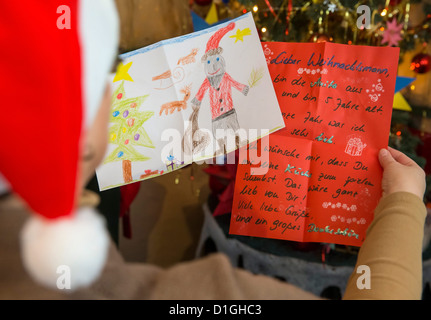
150;253;321;300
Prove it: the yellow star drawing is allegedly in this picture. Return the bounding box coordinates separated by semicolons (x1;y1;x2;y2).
113;61;134;83
229;28;252;43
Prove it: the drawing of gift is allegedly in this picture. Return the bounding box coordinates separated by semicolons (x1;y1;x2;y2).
166;155;185;171
345;137;367;156
166;155;176;171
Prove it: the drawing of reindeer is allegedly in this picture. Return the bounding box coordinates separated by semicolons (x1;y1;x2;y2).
159;84;192;116
177;48;198;65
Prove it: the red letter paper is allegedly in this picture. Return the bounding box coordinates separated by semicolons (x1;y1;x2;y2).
230;42;399;246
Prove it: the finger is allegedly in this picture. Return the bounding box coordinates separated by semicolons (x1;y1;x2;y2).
378;148;396;169
387;147;418;167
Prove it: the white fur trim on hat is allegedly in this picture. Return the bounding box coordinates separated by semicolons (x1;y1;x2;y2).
20;207;109;291
79;0;119;129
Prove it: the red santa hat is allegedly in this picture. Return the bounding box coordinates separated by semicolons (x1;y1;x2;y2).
0;0;119;290
201;22;236;61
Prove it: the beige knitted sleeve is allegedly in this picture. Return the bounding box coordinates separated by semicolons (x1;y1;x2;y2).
343;192;427;300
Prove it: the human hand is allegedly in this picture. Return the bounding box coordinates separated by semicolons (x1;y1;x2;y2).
378;147;426;200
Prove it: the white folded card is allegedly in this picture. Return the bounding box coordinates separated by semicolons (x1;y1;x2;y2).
96;12;284;190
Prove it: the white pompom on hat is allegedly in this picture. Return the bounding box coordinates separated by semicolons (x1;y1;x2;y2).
0;0;119;290
21;208;109;290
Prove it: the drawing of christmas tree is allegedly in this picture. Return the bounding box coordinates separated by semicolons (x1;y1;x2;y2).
104;79;155;183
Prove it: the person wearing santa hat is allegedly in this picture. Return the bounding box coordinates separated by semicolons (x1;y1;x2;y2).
0;1;427;301
0;0;119;291
191;22;250;155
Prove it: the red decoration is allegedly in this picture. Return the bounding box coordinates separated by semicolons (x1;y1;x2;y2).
308;33;333;43
389;0;402;5
410;53;431;74
381;19;403;47
264;0;277;18
204;151;239;216
194;0;212;6
120;182;141;238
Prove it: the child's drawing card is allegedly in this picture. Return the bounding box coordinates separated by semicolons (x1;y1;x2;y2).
96;13;284;190
230;42;399;247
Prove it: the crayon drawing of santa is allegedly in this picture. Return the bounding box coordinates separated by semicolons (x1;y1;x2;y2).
184;22;249;156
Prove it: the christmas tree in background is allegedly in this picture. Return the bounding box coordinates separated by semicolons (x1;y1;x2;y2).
104;78;155;184
232;0;431;50
192;0;431;203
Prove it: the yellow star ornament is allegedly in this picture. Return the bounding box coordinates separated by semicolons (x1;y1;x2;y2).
113;61;134;83
229;28;252;43
393;92;412;112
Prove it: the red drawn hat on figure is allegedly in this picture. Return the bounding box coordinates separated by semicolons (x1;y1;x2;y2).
202;22;235;61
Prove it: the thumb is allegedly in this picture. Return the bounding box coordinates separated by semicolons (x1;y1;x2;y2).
378;148;395;169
